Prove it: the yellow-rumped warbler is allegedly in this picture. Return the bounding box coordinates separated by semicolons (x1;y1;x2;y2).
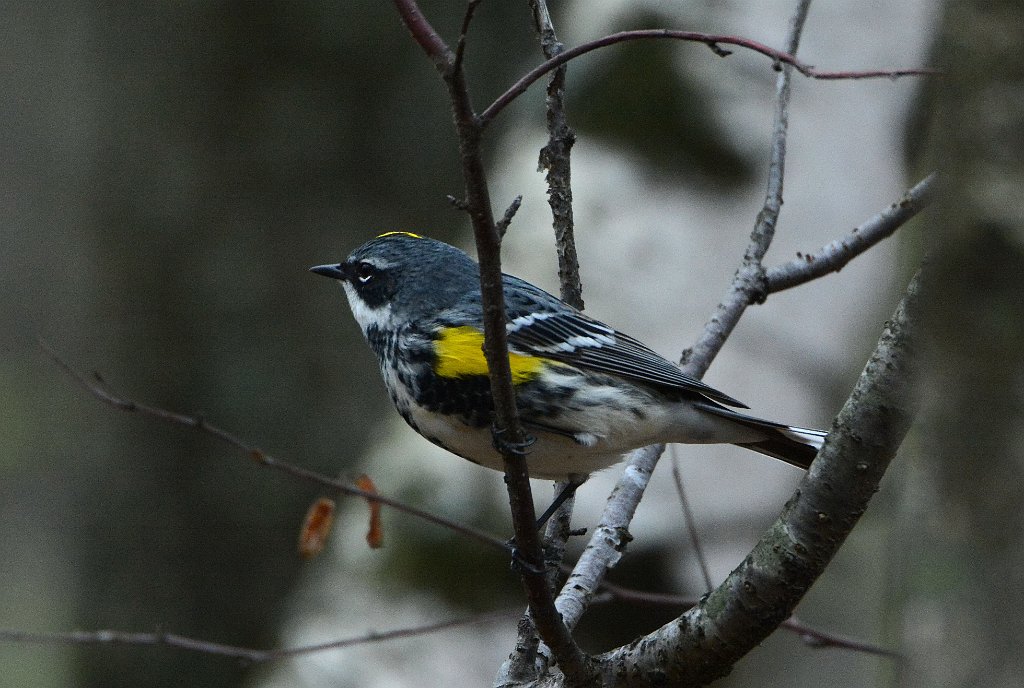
312;232;825;487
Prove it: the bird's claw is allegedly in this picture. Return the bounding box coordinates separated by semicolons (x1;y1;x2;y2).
491;424;536;457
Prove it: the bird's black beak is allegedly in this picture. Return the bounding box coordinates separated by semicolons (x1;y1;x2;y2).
310;263;347;281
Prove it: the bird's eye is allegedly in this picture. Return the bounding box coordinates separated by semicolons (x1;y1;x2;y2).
355;262;376;283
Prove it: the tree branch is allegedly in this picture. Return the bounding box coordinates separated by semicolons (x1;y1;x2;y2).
599;265;925;685
552;444;663;635
391;0;454;71
530;0;583;311
0;609;517;664
39;339;511;556
669;447;714;592
390;3;594;682
765;173;936;292
479;27;936;127
499;3;585;684
540;5;816;657
681;0;808;379
592;581;901;658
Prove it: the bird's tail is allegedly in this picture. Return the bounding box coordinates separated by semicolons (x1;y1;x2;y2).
696;402;826;470
735;424;826;470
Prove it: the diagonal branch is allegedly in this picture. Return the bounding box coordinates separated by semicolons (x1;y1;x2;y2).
0;609;517;664
599;264;925;685
552;444;662;635
765;173;936;293
39;339;511;555
392;0;453;71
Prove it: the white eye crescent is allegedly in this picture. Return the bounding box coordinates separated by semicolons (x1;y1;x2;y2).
356;262;375;283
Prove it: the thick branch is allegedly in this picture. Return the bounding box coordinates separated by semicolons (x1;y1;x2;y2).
599;266;924;686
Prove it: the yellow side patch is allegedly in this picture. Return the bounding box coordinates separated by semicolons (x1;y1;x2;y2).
376;231;424;240
434;326;547;383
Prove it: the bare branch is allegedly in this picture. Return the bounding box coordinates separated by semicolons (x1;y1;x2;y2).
591;582;900;658
600;265;925;684
391;0;454;72
479;27;935;127
765;173;936;293
0;609;517;664
539;5;817;677
681;0;808;380
453;0;483;73
807;68;937;81
498;5;586;683
390;3;591;680
553;444;663;634
38;339;511;556
495;195;523;239
530;0;583;311
669;447;714;592
784;617;901;658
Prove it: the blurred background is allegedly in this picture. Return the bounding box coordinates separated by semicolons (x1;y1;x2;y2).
3;1;1022;687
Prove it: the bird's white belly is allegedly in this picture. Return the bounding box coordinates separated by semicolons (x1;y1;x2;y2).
403;396;719;481
395;370;768;481
406;405;627;480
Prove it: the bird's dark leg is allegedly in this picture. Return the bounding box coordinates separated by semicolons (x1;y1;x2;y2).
506;478;586;574
535;476;586;531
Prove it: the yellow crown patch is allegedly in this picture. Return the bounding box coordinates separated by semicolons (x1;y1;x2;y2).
376;231;424;240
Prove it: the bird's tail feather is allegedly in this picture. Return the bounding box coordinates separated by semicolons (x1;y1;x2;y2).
735;424;826;470
696;401;826;470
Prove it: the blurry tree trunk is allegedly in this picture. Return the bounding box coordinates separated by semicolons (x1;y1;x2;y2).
900;2;1024;686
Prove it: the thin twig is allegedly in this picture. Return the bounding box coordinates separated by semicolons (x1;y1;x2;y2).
0;608;518;664
453;0;482;73
479;27;936;126
669;447;714;592
591;581;900;658
495;195;523;239
530;0;583;311
765;173;937;293
38;339;511;556
785;616;901;658
680;0;808;379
